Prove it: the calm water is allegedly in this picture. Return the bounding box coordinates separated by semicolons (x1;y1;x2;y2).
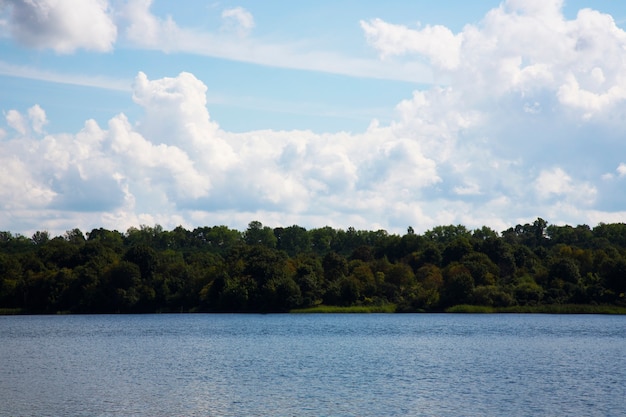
1;314;625;417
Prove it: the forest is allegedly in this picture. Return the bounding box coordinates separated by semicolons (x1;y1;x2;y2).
1;218;625;314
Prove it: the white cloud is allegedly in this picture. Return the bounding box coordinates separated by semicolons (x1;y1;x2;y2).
535;168;574;198
0;60;132;91
360;18;462;70
0;0;117;53
108;113;211;200
0;156;56;210
534;168;596;205
356;0;626;230
117;0;432;83
5;109;26;135
4;105;48;136
557;73;626;119
0;71;445;234
504;0;564;17
121;0;178;49
27;105;47;134
391;87;482;163
0;64;621;236
131;71;235;172
221;7;255;37
453;183;481;196
362;0;626;119
3;1;626;235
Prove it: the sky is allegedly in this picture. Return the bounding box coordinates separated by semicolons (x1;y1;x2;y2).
1;0;626;237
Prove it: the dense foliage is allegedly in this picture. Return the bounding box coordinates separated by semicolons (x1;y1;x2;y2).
1;218;625;313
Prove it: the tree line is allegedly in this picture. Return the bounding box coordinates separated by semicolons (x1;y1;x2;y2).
0;218;625;313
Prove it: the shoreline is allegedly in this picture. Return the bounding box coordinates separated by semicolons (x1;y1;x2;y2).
3;304;626;315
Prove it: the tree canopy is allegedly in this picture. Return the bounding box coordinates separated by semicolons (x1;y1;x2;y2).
1;219;625;313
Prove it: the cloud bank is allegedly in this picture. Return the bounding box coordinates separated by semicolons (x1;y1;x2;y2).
2;0;626;235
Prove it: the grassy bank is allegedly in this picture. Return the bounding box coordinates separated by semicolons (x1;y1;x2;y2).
3;304;625;315
290;304;397;313
292;304;626;314
0;308;26;315
445;304;626;314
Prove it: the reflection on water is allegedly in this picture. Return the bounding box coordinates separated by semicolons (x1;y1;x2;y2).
1;314;625;417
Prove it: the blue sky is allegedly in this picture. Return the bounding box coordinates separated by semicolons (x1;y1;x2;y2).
1;0;626;236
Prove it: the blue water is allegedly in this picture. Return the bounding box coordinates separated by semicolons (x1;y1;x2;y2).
1;314;625;417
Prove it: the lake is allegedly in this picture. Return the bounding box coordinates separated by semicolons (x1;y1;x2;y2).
1;313;624;416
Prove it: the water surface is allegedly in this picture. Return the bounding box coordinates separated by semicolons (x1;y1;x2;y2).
1;314;624;416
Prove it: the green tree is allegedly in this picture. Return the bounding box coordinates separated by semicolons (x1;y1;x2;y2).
123;245;158;281
87;228;125;254
125;224;164;248
514;276;544;305
441;263;475;307
290;254;324;307
227;244;293;311
104;261;142;312
425;224;470;244
472;226;499;242
412;243;442;268
386;263;415;292
549;257;581;284
442;237;473;265
309;226;336;256
0;253;23;308
471;285;514;307
38;237;81;269
274;225;311;256
347;260;377;299
599;256;626;300
191;225;242;253
461;252;499;286
338;276;361;306
480;237;516;280
64;228;86;245
245;221;277;248
411;263;443;310
31;230;50;246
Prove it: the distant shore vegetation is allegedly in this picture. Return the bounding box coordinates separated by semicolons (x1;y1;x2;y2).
1;218;625;314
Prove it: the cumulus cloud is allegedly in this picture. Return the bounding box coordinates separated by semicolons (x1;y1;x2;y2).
120;0;179;49
601;163;626;183
5;109;26;135
27;105;47;134
0;71;445;234
4;105;46;136
557;73;626;119
362;0;626;120
360;18;462;70
131;71;235;174
0;156;56;210
0;63;621;235
2;1;626;235
357;0;626;225
604;162;626;179
0;0;116;53
534;168;596;205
